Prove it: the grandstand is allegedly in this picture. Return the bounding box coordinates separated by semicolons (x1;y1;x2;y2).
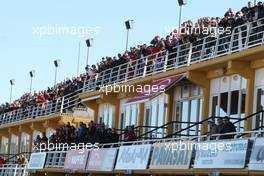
2;1;264;176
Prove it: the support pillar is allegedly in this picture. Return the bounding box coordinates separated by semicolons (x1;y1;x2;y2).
226;60;255;131
166;88;174;135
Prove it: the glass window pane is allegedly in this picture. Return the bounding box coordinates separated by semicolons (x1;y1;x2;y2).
189;100;197;135
240;90;246;130
151;100;157;127
109;106;113;128
212;96;218;117
125;106;130;127
198;99;203;135
157;97;165;138
181;101;189;135
220;92;228;117
131;105;137;126
230;90;239;121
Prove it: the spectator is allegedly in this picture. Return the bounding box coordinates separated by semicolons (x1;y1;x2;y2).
112;128;120;143
0;157;6;167
34;135;41;147
219;116;236;139
16;156;22;164
208;119;217;139
41;132;48;145
77;122;87;143
216;118;224;134
124;126;136;142
21;155;28;165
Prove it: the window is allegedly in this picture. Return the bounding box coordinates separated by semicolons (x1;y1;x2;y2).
211;96;218;117
1;137;8;160
256;88;264;129
144;94;167;138
220;92;228;117
99;103;114;128
210;75;247;132
173;84;203;136
123;104;138;128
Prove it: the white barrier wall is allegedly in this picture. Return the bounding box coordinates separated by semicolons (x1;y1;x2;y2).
115;144;152;170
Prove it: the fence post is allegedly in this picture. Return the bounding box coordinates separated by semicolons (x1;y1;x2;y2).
125;63;130;81
187;43;193;66
163;51;168;72
60;97;65;114
244;23;251;48
13;164;18;176
143;57;148;77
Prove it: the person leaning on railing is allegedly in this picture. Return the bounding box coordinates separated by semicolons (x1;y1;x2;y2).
219;116;236;139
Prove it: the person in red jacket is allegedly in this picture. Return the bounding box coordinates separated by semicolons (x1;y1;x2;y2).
0;156;6;167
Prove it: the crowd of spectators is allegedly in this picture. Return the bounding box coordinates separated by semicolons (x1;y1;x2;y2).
86;2;264;77
34;121;137;148
0;74;86;115
1;2;264;117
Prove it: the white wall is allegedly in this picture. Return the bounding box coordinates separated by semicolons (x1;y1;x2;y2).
210;74;247;95
255;68;264;87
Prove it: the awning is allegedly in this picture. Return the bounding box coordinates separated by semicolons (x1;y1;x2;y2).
125;74;185;105
81;95;101;102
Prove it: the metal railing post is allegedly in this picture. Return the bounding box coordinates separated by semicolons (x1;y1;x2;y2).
13;164;18;176
143;57;148;77
60;97;65;114
187;43;193;66
228;32;235;53
245;23;251;48
125;63;130;81
163;51;168;72
200;38;206;60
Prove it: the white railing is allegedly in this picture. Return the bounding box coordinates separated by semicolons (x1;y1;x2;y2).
44;151;67;168
0;164;28;176
30;130;263;169
83;18;264;92
0;89;82;126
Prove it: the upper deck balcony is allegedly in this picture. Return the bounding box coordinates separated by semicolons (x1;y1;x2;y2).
82;18;264;93
1;18;264;127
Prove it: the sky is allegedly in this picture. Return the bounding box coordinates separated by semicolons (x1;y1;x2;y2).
0;0;251;103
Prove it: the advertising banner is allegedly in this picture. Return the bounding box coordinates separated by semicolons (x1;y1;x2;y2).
249;138;264;170
194;139;248;169
28;152;47;169
115;144;151;170
64;150;89;170
149;141;193;169
125;75;184;105
86;148;117;171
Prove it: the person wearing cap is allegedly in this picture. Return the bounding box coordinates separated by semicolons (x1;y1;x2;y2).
208;119;217;140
